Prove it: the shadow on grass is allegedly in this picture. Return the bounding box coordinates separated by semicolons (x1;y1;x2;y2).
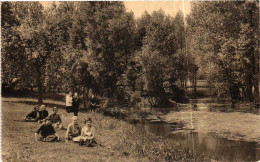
3;100;91;114
4;100;64;108
2;91;65;102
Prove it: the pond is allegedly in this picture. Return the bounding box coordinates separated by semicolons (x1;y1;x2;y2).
189;98;259;115
137;98;259;115
130;98;260;161
111;97;259;160
135;120;260;161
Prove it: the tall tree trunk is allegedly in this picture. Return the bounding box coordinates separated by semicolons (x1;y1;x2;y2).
83;87;86;109
30;85;34;92
133;79;136;91
37;74;43;104
86;86;90;109
193;71;197;93
246;85;254;102
255;83;259;103
248;7;257;103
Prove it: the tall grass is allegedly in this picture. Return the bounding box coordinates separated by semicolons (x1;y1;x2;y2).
86;113;208;161
112;126;207;161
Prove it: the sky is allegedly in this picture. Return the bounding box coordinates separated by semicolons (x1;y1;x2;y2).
40;1;191;18
124;1;191;18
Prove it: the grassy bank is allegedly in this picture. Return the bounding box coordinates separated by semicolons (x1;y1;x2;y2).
162;111;260;142
2;97;207;161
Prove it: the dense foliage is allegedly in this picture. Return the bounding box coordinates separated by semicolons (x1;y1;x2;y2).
2;1;259;106
187;1;259;102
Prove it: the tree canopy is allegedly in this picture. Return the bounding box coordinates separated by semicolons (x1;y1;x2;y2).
2;1;259;106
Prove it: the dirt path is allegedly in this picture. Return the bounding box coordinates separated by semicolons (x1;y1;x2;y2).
162;110;260;142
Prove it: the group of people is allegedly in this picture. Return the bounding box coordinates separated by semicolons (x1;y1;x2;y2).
65;116;96;146
65;91;97;115
33;111;96;146
24;105;49;122
24;105;63;129
23;91;98;146
65;92;80;116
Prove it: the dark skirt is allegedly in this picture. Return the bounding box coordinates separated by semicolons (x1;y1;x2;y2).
66;106;73;113
73;107;78;116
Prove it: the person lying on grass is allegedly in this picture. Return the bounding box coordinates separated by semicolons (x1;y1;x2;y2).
37;105;49;122
24;105;39;122
73;118;97;146
65;116;81;142
35;118;60;142
45;107;64;129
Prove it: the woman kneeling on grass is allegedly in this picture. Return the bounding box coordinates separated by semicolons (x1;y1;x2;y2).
65;116;81;142
35;118;60;142
73;118;97;146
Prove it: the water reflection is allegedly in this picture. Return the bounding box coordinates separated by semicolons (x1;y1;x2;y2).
130;98;259;160
136;120;260;161
189;98;259;114
169;132;259;161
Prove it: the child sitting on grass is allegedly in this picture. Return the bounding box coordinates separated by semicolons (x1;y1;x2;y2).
37;105;49;122
45;107;64;129
65;116;81;142
73;118;97;146
24;105;39;122
35;118;60;142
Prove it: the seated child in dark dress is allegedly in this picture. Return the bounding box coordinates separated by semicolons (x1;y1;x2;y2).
35;118;60;142
24;106;39;122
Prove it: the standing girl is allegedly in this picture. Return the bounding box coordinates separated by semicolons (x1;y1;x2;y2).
72;92;80;116
66;91;73;113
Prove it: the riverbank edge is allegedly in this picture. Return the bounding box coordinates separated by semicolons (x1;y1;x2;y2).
3;97;259;143
160;111;260;143
1;98;208;161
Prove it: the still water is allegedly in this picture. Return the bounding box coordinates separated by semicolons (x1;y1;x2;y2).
136;120;260;161
189;98;260;115
125;98;260;161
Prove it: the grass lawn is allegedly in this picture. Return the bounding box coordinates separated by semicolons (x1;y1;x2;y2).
2;97;206;161
1;98;140;161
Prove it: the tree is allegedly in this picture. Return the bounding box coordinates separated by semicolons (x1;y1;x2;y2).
83;2;136;97
1;2;26;87
15;2;59;103
187;1;259;102
122;10;189;106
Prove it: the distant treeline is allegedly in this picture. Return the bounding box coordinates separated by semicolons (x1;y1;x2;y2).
2;1;259;107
